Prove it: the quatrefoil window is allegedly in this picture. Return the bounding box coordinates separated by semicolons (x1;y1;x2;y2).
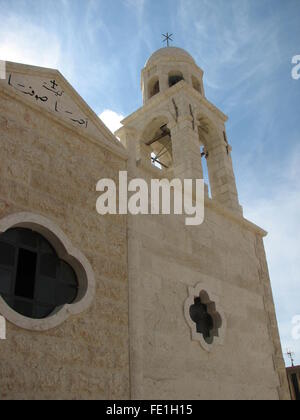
184;285;226;352
189;295;221;345
190;297;214;344
0;212;96;331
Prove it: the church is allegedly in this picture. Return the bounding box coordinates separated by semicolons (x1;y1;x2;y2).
0;46;290;400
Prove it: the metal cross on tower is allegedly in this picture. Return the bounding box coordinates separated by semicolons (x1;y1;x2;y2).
162;33;173;47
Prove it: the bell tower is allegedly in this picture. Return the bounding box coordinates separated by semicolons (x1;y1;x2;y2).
115;46;289;401
118;46;243;216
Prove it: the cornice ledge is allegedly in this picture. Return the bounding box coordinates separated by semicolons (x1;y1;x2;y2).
121;81;228;126
206;197;267;237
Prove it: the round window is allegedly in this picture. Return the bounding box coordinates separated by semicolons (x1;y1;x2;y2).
0;228;78;319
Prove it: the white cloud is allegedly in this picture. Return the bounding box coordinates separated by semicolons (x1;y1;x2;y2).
0;17;62;69
99;109;124;134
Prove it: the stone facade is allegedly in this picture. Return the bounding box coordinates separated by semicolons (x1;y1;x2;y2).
0;49;290;400
0;63;129;399
116;47;290;400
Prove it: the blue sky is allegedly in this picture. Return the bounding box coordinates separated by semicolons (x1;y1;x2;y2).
0;0;299;366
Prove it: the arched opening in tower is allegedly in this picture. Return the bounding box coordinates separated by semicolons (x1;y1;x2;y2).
197;117;215;198
168;71;184;88
142;117;173;170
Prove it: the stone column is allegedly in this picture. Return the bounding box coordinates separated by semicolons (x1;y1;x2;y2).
115;126;144;399
159;71;169;93
168;116;204;181
206;131;243;216
168;116;203;179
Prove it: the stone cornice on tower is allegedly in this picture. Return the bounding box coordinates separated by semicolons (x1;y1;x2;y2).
121;81;228;127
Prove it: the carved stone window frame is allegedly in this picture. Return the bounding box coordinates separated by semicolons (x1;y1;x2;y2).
0;212;95;331
184;282;226;352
